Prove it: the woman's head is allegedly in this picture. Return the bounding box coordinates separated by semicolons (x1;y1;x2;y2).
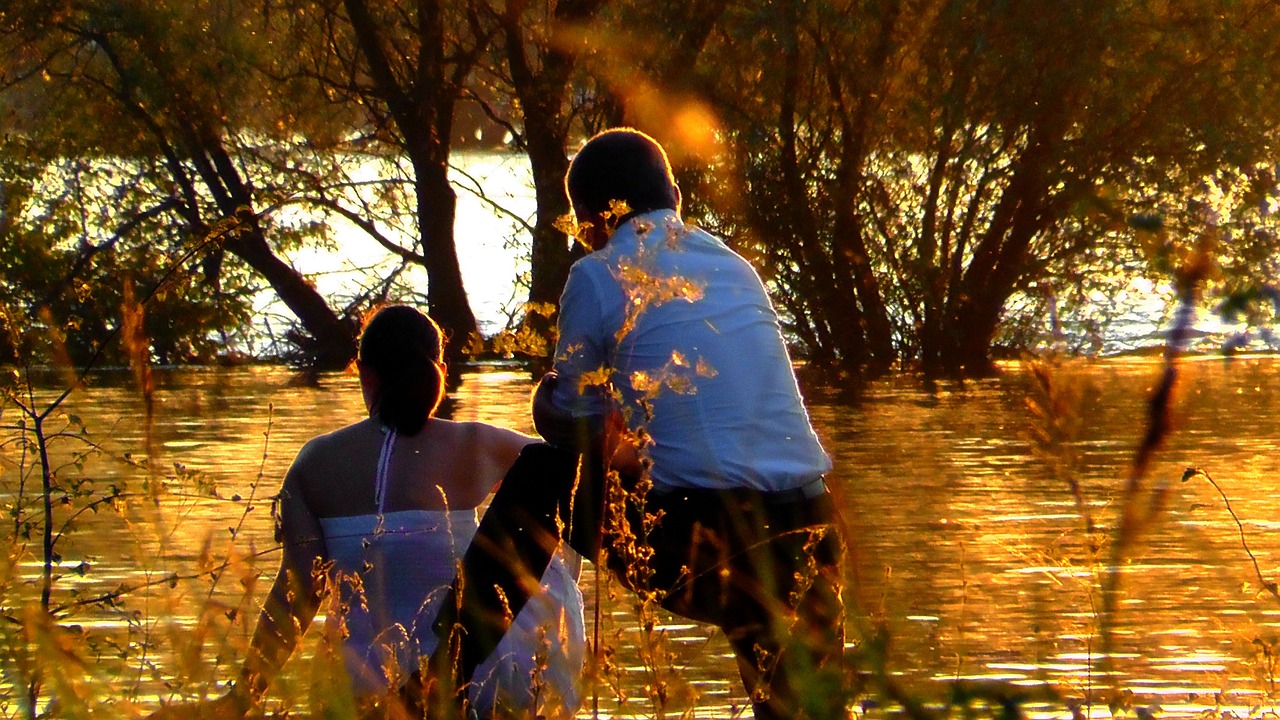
357;304;445;435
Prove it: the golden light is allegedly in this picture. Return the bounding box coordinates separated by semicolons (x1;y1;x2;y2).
615;81;724;164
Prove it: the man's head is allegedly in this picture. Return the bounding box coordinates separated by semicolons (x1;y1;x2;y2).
565;128;680;249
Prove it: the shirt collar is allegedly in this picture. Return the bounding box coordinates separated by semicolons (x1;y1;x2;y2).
604;208;683;249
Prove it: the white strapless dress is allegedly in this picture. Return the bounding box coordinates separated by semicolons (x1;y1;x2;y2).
320;508;585;716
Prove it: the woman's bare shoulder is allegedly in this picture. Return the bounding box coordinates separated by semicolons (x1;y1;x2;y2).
289;419;380;473
430;418;535;443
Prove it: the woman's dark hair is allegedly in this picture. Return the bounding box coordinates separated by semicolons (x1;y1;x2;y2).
565;128;679;221
358;304;444;435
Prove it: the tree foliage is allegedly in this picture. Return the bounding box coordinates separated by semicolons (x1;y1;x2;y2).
0;109;259;368
1;0;364;369
694;0;1280;376
3;0;1279;377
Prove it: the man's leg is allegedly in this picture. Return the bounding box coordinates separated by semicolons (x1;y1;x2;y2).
731;499;846;720
652;489;848;720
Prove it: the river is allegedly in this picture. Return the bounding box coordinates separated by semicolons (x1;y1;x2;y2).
4;355;1280;718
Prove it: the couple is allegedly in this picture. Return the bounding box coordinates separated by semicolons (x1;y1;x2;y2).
225;129;847;719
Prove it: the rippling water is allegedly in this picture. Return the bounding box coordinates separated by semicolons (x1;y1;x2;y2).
7;356;1280;717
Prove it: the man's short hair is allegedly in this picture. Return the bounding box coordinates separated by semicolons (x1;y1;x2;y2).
565;128;679;220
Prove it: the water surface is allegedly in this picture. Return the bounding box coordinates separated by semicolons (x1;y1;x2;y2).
8;356;1280;717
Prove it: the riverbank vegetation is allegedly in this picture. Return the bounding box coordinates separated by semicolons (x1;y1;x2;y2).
0;229;1277;718
2;0;1279;378
7;314;1280;719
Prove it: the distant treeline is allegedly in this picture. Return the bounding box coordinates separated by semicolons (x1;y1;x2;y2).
2;0;1279;378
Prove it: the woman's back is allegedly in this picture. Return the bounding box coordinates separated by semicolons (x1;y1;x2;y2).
320;509;585;715
295;418;586;717
295;418;522;515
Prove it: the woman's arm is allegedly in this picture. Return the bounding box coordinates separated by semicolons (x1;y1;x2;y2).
228;455;328;710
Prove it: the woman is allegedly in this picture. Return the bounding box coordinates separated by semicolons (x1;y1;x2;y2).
221;305;585;718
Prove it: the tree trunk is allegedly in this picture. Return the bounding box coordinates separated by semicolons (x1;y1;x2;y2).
776;0;871;376
415;160;478;364
833;152;894;373
946;294;1005;377
223;228;359;369
501;0;601;310
524;133;574;308
339;0;482;364
830;0;902;376
182;130;360;369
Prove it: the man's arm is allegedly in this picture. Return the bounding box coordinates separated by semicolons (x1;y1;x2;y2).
532;262;613;450
535;368;604;448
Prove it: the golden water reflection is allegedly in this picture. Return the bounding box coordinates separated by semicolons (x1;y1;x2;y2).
11;356;1280;717
821;355;1280;717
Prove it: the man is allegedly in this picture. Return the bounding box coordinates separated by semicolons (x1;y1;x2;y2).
429;128;847;720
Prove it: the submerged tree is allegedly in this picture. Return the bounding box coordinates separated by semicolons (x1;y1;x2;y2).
264;0;492;363
703;0;1280;378
0;147;256;367
481;0;604;315
0;0;364;368
6;0;1278;377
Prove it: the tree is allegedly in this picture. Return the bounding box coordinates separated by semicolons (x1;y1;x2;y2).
267;0;492;364
485;0;604;314
0;0;362;369
0;148;258;367
874;0;1280;375
696;0;1280;377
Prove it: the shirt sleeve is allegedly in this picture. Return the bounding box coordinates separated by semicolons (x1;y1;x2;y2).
547;261;613;421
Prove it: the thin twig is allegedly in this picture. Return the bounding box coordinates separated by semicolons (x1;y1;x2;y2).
1184;467;1280;598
